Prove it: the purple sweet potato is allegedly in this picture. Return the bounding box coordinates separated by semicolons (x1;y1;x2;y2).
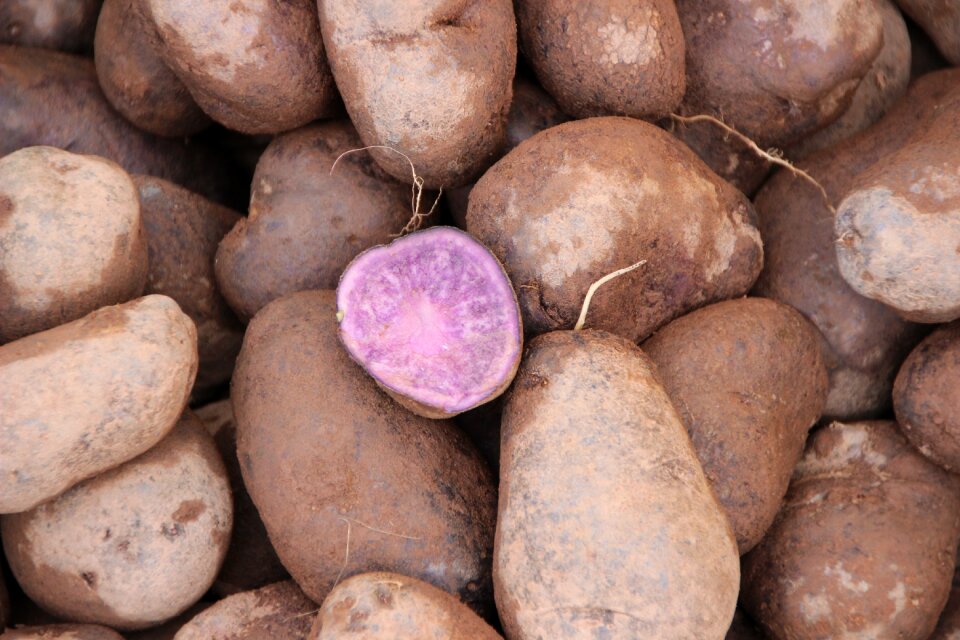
215;121;416;322
466;116;763;342
0;45;232;204
0;0;102;52
337;226;522;419
94;0;209;137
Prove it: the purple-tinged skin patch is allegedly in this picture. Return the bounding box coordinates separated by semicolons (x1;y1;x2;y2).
337;226;522;416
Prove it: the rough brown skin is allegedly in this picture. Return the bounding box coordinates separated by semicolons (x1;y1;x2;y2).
835;82;960;323
742;421;960;639
446;76;568;228
173;581;315;640
788;0;911;159
467;117;763;342
893;322;960;470
124;602;212;640
140;0;338;134
93;0;209;137
1;414;233;631
0;0;102;52
496;330;740;639
677;0;884;149
0;295;197;514
0;625;125;640
667;121;773;197
215;121;414;322
134;175;243;396
516;0;685;119
895;0;960;64
232;290;496;613
642;298;829;554
0;46;232;204
310;572;502;639
930;565;960;639
751;70;960;419
195;400;288;597
318;0;517;188
0;146;148;343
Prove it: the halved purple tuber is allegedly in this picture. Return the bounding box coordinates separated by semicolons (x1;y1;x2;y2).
337;226;523;419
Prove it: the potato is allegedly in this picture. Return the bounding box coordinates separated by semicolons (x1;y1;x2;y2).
895;0;960;64
195;400;288;596
676;0;885;148
318;0;516;188
215;121;413;322
174;581;314;640
788;0;911;159
139;0;338;134
233;290;496;611
751;71;960;418
0;294;197;514
467;117;763;342
834;82;960;323
125;603;212;640
496;330;739;639
1;413;232;631
134;175;243;396
642;298;828;553
0;626;124;640
516;0;685;119
446;76;568;228
0;46;232;204
668;122;772;198
310;572;502;639
94;0;209;137
0;146;147;343
893;322;960;470
0;0;102;52
742;420;960;639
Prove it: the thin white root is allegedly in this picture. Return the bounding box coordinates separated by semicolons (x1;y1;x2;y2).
574;260;647;331
330;145;442;236
331;517;353;590
339;516;421;540
669;113;834;213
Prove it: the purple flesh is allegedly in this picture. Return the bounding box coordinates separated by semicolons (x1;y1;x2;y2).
337;226;522;415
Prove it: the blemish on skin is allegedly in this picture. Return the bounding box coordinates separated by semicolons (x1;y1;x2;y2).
888;582;907;616
596;10;662;66
173;499;206;524
800;592;832;623
824;562;869;593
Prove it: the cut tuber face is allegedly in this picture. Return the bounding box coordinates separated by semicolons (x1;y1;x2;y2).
337;226;523;418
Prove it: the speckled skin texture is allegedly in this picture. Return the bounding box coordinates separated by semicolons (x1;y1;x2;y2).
467;117;763;342
0;0;102;52
232;290;496;612
140;0;338;134
896;0;960;64
0;625;124;640
893;322;960;470
643;298;828;554
215;121;413;322
310;572;502;639
751;70;960;419
174;581;315;640
517;0;684;119
835;81;960;323
788;0;911;159
0;294;197;514
318;0;517;188
0;46;231;204
134;175;243;396
677;0;884;148
1;414;233;631
94;0;209;137
742;421;960;639
0;146;147;343
496;330;740;639
196;400;288;597
446;76;568;228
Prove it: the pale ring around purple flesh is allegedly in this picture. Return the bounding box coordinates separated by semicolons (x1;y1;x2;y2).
337;226;523;416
